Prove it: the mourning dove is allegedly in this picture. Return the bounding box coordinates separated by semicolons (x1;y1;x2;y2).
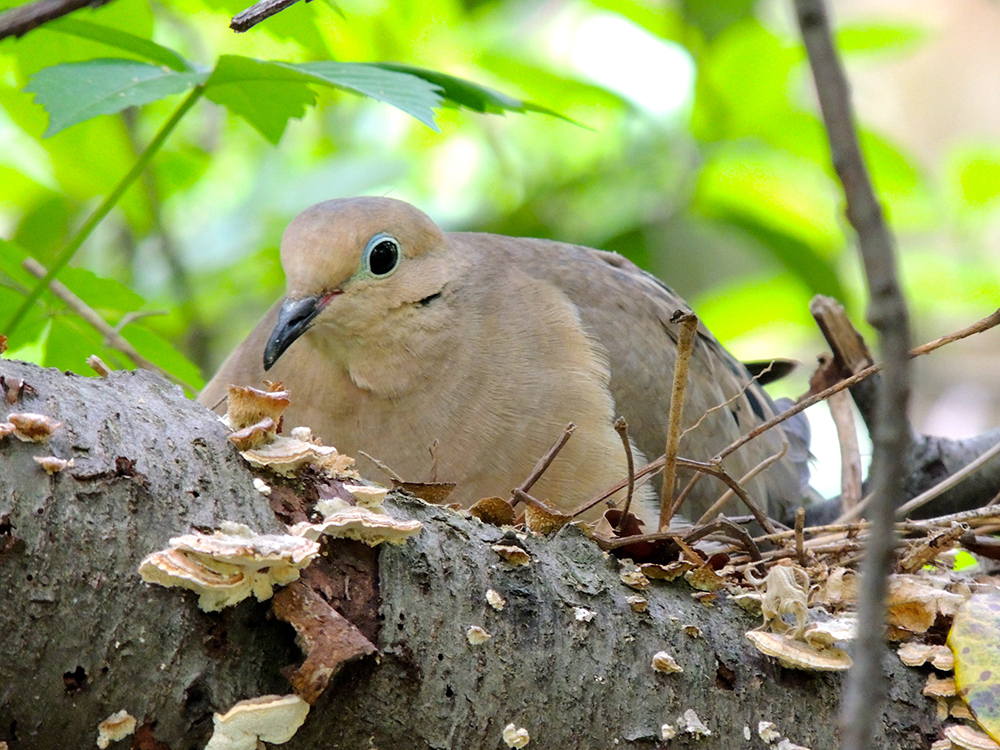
200;197;809;528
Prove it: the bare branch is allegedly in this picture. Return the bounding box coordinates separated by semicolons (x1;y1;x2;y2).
794;1;911;747
0;0;114;40
230;0;302;32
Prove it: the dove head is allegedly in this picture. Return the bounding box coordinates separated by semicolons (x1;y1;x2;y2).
264;197;453;370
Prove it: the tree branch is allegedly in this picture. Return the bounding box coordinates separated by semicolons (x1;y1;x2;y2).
0;0;115;40
794;2;912;749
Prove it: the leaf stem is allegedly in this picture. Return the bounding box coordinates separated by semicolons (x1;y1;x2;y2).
4;85;204;336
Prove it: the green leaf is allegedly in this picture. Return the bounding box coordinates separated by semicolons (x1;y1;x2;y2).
720;210;846;299
293;61;443;130
204;57;444;142
956;153;1000;209
25;59;207;137
835;23;927;55
681;0;755;41
49;18;193;72
120;325;205;391
372;63;573;123
204;57;319;144
42;314;111;374
59;267;146;316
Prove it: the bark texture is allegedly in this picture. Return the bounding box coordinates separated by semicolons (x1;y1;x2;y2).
0;360;940;749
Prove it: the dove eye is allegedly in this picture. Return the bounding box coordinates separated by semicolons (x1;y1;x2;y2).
364;234;400;277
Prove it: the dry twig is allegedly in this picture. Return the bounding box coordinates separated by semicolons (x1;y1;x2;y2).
659;311;698;531
22;258;195;392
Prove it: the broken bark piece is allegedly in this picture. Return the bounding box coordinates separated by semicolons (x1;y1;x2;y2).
271;580;377;704
469;496;516;527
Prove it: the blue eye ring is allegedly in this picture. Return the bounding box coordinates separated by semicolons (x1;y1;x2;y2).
363;233;400;277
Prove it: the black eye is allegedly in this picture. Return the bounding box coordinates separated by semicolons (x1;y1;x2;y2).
367;237;399;276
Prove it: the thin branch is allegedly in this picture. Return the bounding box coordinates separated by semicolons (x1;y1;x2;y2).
510;423;576;506
829;389;863;512
895;438;1000;518
4;86;205;337
659;311;698;531
22;258;196;392
794;2;911;748
694;441;789;526
0;0;114;40
230;0;302;32
613;417;636;533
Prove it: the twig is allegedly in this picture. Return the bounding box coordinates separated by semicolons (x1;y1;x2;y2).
715;308;1000;465
510;423;576;506
895;438;1000;517
357;451;404;484
86;355;111;377
22;258;195;392
613;418;636;533
795;507;808;566
230;0;302;32
0;0;113;40
659;311;698;531
679;361;774;440
670;457;775;535
829;389;863;511
795;2;911;748
694;441;788;525
5;87;205;336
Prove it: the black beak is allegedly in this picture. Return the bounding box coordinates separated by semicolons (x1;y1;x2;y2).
264;295;323;370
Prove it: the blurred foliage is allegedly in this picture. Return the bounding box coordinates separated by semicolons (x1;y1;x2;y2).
0;0;998;402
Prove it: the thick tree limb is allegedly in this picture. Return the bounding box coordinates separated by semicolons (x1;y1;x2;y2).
0;359;940;749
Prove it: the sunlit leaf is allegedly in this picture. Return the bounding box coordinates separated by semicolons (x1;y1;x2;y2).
681;0;755;41
204;57;443;142
956;153;1000;209
25;59;207;136
48;19;193;71
950;591;1000;742
373;62;573;123
836;23;927;55
719;211;846;299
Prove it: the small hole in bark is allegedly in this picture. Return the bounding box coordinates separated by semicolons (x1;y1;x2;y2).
445;685;454;698
437;653;444;661
715;661;736;691
63;665;88;695
25;574;32;581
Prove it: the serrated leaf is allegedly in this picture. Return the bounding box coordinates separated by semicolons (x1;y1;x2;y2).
204;57;318;144
49;18;192;72
25;59;208;137
205;57;444;142
372;62;572;123
292;61;443;130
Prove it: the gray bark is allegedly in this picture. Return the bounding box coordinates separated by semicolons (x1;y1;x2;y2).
0;359;939;749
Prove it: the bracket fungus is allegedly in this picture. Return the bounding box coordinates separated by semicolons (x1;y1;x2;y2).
139;524;320;612
205;694;310;750
290;505;422;547
745;630;852;672
2;412;61;442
